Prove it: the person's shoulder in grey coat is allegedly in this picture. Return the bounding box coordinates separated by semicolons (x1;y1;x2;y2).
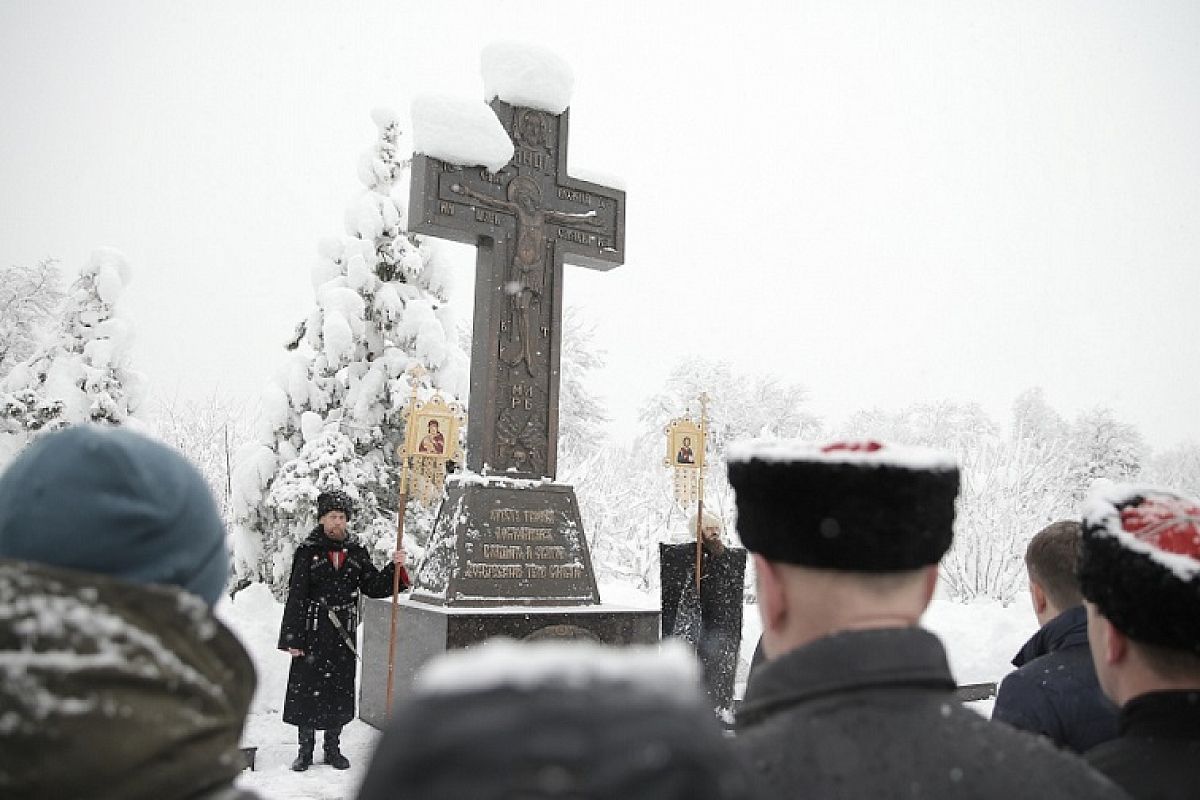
735;626;1127;800
724;440;1127;800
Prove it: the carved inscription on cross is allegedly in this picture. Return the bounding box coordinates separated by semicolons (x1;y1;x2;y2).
410;99;626;479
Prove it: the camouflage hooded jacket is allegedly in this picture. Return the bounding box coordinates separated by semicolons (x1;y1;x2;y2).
0;558;259;800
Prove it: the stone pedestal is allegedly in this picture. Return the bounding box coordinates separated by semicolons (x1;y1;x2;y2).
410;478;600;606
358;475;661;728
359;597;659;727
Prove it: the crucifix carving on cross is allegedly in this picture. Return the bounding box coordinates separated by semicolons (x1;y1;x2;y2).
448;176;605;375
410;98;626;480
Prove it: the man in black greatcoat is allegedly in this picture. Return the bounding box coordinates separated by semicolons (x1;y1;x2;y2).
278;490;409;771
660;512;746;711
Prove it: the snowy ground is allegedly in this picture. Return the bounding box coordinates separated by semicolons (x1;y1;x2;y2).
218;580;1036;800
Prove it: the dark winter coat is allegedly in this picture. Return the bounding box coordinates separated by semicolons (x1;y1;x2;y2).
279;528;407;729
992;605;1120;752
660;542;746;709
1086;690;1200;800
0;558;260;800
734;626;1128;799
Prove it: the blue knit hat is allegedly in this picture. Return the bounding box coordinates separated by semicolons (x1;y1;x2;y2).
0;425;229;606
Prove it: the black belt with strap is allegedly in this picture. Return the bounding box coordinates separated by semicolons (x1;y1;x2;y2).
317;598;360;660
321;600;357;613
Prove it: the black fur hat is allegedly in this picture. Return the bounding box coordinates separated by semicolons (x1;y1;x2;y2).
317;490;354;520
726;440;959;572
1079;482;1200;653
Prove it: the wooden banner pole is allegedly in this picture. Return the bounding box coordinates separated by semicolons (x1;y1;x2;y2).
385;372;423;716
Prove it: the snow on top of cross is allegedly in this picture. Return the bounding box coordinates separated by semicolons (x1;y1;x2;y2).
81;246;132;307
481;41;574;115
415;638;702;703
1083;480;1200;581
726;438;959;471
411;94;514;173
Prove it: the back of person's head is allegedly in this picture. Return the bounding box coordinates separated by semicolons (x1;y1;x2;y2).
726;440;957;655
1079;482;1200;682
0;426;252;799
0;424;228;606
356;639;763;800
1025;520;1084;612
726;439;959;575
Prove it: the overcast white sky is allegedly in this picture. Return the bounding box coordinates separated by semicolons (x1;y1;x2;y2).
2;1;1198;451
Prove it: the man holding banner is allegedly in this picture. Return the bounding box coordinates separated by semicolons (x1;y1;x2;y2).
279;490;409;771
660;511;746;712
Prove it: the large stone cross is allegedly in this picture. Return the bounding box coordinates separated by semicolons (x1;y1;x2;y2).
358;94;648;724
409;98;626;479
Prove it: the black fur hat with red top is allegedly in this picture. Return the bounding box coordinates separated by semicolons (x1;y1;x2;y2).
1079;482;1200;653
725;439;960;572
317;489;355;521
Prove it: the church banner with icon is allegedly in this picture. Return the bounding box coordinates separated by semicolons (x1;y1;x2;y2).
402;392;465;507
665;415;706;507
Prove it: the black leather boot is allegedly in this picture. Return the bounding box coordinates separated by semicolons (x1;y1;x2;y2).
323;725;350;770
291;727;315;771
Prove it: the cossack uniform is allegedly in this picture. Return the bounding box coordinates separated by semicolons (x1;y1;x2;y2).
279;490;409;770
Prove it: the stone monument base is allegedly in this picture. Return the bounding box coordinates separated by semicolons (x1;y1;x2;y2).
358;595;660;728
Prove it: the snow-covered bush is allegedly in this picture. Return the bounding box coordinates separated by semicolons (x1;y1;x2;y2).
840;390;1148;603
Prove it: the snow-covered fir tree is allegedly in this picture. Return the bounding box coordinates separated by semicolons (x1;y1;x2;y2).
232;109;468;598
0;248;143;465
